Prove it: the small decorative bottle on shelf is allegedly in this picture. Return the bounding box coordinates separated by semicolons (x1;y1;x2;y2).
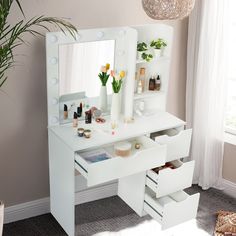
155;75;161;91
137;80;143;94
134;72;138;93
139;67;146;92
149;76;156;91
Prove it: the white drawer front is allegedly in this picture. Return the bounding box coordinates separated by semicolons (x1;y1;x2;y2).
155;129;192;162
75;136;166;186
146;160;195;198
144;188;199;230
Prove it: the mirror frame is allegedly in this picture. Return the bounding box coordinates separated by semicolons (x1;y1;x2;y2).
46;27;137;127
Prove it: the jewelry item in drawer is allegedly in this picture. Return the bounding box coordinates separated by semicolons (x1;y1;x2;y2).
114;141;132;157
80;149;112;163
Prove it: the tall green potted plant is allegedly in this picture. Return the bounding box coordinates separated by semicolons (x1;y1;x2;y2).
0;0;77;88
0;0;77;230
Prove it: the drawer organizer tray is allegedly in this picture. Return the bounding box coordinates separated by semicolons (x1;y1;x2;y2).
146;160;195;198
143;188;199;230
75;136;166;186
155;129;192;162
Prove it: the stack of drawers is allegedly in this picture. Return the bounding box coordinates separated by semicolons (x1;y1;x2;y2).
143;128;200;229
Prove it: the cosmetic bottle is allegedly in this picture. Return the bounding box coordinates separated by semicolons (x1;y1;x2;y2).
149;76;156;91
80;102;83;114
77;106;82;118
137;80;142;94
139;67;146;92
155;75;161;91
64;104;68;119
85;110;92;124
73;112;78;127
134;72;138;93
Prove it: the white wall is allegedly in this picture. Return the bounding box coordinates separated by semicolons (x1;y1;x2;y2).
0;0;188;206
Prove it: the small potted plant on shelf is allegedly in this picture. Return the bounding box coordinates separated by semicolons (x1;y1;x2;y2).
0;201;3;236
150;38;167;58
98;63;110;113
137;42;148;60
141;52;153;62
110;70;125;123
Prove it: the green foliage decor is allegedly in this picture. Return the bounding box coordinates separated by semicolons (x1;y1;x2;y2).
0;0;77;87
150;38;167;50
137;42;148;52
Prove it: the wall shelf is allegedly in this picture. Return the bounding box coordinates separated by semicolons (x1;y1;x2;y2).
134;91;165;100
136;56;170;64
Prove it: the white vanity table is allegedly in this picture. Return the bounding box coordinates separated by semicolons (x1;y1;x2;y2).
46;24;199;236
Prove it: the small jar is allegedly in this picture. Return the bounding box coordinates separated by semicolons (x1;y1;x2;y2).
77;128;84;137
84;129;91;138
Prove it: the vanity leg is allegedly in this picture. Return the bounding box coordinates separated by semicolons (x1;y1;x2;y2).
49;131;75;236
118;172;146;217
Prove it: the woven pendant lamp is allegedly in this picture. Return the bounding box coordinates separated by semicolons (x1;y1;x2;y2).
142;0;195;20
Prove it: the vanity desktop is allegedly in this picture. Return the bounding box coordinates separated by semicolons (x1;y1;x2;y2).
46;24;199;236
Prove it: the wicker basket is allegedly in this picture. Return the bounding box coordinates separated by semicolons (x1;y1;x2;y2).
0;201;3;236
142;0;195;20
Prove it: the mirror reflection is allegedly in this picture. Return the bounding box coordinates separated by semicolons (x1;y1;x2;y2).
59;40;115;96
58;40;115;123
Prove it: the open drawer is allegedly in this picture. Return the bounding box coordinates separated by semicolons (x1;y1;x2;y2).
155;129;192;162
75;136;166;186
146;160;195;198
143;188;199;230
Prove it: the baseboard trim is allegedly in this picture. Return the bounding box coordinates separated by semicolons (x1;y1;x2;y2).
4;182;118;224
4;198;50;224
222;178;236;198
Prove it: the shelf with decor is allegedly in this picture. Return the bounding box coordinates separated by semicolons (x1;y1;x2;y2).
136;56;170;64
134;90;165;100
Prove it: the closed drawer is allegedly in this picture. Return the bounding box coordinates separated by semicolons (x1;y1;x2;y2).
75;136;166;186
155;129;192;162
144;188;199;230
146;160;195;198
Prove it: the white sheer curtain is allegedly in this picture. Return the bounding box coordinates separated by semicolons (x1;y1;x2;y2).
59;40;115;97
186;0;229;189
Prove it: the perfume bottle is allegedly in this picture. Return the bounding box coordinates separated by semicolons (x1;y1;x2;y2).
85;110;92;124
149;76;156;91
155;75;161;91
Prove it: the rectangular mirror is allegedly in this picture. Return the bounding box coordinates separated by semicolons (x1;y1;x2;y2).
58;40;115;123
46;27;137;127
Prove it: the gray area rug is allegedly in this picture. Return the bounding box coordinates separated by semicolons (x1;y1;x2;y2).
3;185;236;236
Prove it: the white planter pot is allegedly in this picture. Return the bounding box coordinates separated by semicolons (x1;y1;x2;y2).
154;49;162;58
0;201;4;236
137;51;144;60
111;93;121;122
99;85;107;113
